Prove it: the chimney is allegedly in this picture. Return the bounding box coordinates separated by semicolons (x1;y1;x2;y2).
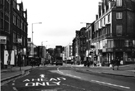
96;15;98;20
98;2;102;17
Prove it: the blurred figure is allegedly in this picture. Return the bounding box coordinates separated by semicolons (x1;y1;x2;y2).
111;59;115;70
111;57;120;70
116;57;120;70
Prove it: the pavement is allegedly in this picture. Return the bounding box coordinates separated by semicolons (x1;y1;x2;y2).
1;66;37;82
72;64;135;77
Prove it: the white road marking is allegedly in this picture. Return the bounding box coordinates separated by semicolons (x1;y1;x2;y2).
57;66;131;90
62;84;87;91
40;74;45;78
12;83;15;85
57;67;81;79
13;87;18;91
91;80;130;89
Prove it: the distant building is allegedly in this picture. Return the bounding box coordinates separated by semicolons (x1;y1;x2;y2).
64;44;72;60
72;28;87;64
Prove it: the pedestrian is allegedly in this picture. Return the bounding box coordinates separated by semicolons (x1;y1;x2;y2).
111;59;115;70
18;52;22;67
116;57;120;70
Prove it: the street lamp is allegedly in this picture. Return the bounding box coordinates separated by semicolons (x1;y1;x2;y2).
32;22;42;44
31;22;42;66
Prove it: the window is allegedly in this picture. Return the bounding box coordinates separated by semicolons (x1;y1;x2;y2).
107;40;114;48
107;40;110;48
17;16;20;28
100;20;102;27
13;13;16;25
21;20;23;30
23;37;25;46
13;32;16;43
116;12;122;19
4;21;9;32
133;40;135;47
24;23;26;32
116;25;122;36
125;40;129;47
116;0;122;7
0;0;3;5
0;19;3;29
104;17;105;25
13;1;16;9
110;40;114;48
108;14;110;22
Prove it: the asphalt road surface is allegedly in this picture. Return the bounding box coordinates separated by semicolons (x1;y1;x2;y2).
1;65;135;91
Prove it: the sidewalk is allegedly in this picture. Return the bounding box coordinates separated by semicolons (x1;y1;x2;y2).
73;64;135;77
1;66;37;82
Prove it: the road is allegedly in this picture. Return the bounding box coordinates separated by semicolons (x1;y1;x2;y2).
1;64;135;91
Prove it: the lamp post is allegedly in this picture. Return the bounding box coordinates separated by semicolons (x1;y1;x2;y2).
31;22;42;67
32;22;42;44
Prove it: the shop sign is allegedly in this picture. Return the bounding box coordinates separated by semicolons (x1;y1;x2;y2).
18;38;22;43
0;36;7;44
102;48;106;52
107;48;113;52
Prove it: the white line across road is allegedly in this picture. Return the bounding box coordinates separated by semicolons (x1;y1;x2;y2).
57;66;131;90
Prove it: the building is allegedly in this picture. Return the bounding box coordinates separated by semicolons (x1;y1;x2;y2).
0;0;28;68
91;0;135;66
64;44;73;60
72;27;87;64
73;31;81;64
79;27;87;63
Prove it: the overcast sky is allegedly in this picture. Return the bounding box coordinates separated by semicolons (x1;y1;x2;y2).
17;0;101;48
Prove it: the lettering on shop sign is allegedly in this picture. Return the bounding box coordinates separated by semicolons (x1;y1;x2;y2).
23;74;66;87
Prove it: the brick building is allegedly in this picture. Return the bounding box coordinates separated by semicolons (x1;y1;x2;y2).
91;0;135;66
72;27;87;64
0;0;28;68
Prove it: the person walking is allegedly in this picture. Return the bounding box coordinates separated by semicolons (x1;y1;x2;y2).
116;57;120;70
111;59;115;70
18;52;22;70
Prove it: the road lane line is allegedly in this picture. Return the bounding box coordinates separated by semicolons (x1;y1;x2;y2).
91;80;130;89
57;67;81;79
13;87;18;91
62;84;87;91
12;83;15;85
